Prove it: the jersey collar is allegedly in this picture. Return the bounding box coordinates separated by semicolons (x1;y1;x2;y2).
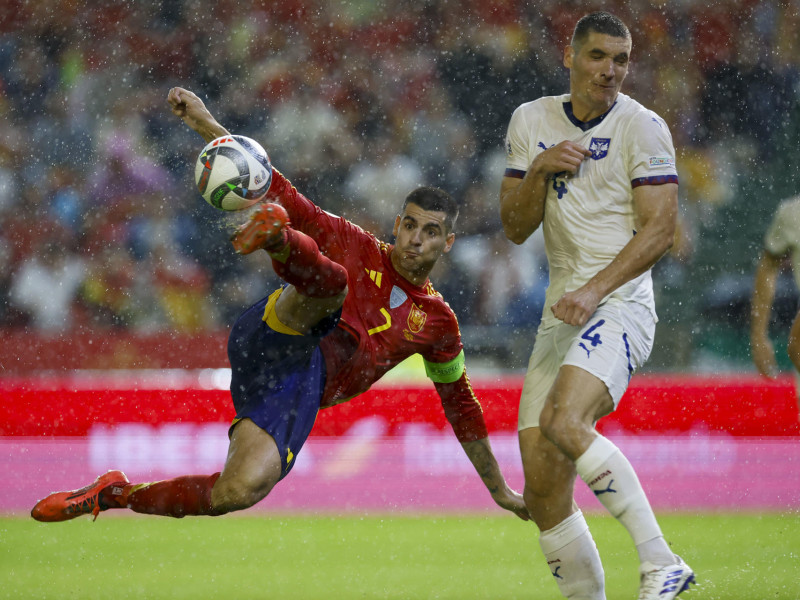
562;100;617;131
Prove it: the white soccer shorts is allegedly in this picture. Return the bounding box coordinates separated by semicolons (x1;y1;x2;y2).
518;300;655;431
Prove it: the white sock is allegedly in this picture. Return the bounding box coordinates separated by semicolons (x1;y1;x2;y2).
575;436;674;566
539;510;605;600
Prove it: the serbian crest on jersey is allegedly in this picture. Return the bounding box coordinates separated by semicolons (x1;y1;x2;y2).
589;137;610;160
407;303;427;333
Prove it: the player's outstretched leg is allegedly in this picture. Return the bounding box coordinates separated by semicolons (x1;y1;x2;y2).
232;202;348;299
31;470;130;522
32;420;286;521
31;471;225;521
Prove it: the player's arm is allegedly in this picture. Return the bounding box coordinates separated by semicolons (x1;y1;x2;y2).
750;249;783;378
458;435;529;521
167;87;229;142
500;141;591;244
166;87;346;246
551;182;678;326
426;356;529;521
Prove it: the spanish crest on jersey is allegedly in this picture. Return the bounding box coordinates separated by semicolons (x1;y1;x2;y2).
407;303;427;334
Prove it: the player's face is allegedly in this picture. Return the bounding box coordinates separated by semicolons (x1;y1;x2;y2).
391;203;455;284
565;31;631;121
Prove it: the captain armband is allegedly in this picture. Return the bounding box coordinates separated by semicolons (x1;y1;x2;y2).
423;350;466;384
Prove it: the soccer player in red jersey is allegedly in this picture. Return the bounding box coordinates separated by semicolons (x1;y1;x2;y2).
31;88;529;523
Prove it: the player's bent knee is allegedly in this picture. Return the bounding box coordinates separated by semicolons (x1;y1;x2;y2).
538;405;573;446
211;475;275;513
539;407;591;457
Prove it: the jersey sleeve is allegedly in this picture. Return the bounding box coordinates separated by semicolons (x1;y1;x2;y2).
420;301;463;366
434;373;489;442
626;110;679;188
422;308;488;442
266;167;371;260
504;104;532;177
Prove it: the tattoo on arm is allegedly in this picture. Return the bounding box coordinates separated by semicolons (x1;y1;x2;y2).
462;438;501;494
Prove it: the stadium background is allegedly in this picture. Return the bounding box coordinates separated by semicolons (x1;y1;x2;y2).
1;1;799;597
3;0;800;372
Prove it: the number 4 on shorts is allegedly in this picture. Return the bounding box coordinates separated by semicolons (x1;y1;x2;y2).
581;319;606;347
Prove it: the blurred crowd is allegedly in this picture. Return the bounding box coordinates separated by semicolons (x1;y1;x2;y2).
1;0;799;355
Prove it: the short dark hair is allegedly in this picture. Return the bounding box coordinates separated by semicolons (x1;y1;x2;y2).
571;12;630;48
403;186;459;232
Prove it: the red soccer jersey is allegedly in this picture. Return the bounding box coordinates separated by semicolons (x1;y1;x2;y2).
265;170;488;442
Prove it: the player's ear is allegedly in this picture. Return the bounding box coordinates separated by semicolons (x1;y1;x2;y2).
392;215;401;237
443;232;455;254
564;45;574;69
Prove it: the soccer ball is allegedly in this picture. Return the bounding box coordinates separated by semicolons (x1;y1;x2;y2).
194;135;273;210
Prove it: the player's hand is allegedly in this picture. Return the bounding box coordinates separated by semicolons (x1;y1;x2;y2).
751;331;779;378
490;486;531;521
551;286;602;327
167;87;226;142
530;140;592;179
167;87;206;119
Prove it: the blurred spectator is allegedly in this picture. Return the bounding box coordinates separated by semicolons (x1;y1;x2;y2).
0;235;26;327
750;195;800;378
344;131;425;238
9;234;87;332
78;246;143;330
471;229;547;328
148;239;219;332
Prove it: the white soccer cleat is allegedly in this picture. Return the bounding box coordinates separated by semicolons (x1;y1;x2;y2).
638;555;695;600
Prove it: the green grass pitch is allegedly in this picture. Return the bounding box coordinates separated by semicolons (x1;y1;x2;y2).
1;512;798;599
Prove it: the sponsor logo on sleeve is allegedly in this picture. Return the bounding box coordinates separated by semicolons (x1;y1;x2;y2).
648;156;675;168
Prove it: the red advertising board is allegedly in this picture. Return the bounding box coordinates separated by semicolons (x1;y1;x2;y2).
4;372;800;513
2;372;799;437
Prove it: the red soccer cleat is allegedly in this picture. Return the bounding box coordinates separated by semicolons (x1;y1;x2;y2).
31;470;130;522
230;203;290;255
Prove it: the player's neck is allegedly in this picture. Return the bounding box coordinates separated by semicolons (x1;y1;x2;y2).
569;95;617;123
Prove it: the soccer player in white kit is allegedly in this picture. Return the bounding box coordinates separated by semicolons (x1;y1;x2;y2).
499;12;695;600
751;195;800;378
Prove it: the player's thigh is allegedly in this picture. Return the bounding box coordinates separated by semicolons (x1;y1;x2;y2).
275;284;347;334
560;301;654;414
542;364;614;429
218;418;282;498
518;323;566;430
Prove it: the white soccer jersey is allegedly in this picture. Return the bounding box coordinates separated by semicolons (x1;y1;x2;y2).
764;195;800;288
504;92;678;325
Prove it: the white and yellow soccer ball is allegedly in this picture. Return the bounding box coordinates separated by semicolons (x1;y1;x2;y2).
194;135;273;210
